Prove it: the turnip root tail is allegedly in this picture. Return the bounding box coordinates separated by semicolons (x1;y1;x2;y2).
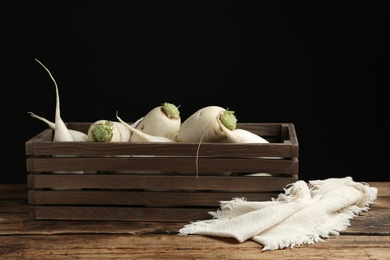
34;58;75;142
28;111;88;141
28;111;55;129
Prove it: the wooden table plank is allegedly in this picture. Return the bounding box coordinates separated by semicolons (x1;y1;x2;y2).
0;182;389;259
1;235;389;259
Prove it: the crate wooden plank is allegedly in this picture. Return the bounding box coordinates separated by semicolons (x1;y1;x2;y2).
26;142;296;157
28;190;279;206
30;206;214;222
26;157;295;174
27;174;296;191
25;129;52;156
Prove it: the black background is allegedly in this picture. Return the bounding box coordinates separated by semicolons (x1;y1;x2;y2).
1;1;389;183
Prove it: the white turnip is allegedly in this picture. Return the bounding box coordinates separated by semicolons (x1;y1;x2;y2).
130;102;181;142
116;112;176;143
87;117;144;143
174;106;236;143
87;120;122;142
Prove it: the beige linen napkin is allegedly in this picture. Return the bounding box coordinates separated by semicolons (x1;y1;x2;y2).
179;176;378;251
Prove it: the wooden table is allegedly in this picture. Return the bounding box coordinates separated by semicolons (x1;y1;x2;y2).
1;182;389;259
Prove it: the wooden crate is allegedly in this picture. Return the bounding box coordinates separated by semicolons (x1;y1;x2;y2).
26;122;299;222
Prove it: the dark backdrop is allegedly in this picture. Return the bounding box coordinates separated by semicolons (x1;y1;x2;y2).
1;1;389;183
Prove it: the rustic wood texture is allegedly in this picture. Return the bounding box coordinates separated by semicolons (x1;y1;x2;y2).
0;182;389;259
27;174;296;221
26;156;297;173
28;190;280;206
25;123;299;221
27;174;296;191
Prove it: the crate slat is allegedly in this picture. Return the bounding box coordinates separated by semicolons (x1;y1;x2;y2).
26;157;296;174
28;173;296;191
30;206;213;222
28;190;279;206
26;141;296;157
